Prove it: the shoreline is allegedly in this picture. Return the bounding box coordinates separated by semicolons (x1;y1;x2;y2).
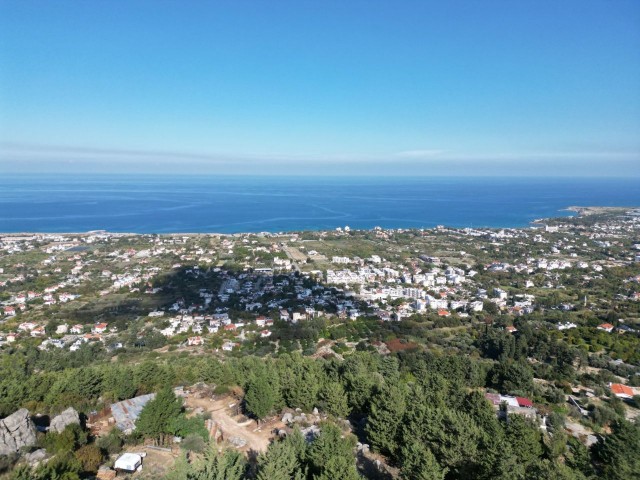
0;206;637;237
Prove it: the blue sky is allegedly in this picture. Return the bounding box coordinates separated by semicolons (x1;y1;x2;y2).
1;0;639;176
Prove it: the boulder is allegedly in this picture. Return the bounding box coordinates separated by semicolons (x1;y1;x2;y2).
281;412;294;424
49;408;80;434
228;436;247;448
25;448;47;465
0;409;37;455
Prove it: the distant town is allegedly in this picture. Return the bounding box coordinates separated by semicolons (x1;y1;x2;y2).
1;206;639;479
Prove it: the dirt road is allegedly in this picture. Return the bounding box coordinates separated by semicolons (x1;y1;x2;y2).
185;395;277;452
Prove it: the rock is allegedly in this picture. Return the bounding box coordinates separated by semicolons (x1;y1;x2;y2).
301;425;320;442
0;409;37;455
228;436;247;447
49;407;80;434
25;448;47;465
357;443;370;454
281;412;294;424
312;407;319;415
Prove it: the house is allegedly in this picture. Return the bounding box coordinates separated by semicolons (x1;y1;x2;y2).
70;324;84;334
187;336;203;346
255;316;267;327
222;341;237;351
506;326;518;334
92;323;108;334
437;309;451;317
557;322;577;330
18;322;37;331
494;288;508;300
3;306;16;317
260;330;272;338
223;323;237;331
30;326;46;337
280;310;290;322
609;383;634;399
597;323;615;333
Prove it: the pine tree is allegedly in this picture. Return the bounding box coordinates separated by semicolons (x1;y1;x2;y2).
400;440;447;480
257;440;304;480
320;381;350;418
190;449;247;480
307;424;358;479
366;383;406;455
245;370;277;421
135;386;183;445
313;454;361;480
592;419;640;480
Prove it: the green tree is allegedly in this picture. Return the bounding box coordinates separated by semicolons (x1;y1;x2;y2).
400;439;447;480
245;370;278;421
319;381;350;418
490;360;534;395
366;383;406;456
401;405;483;477
188;448;247;480
281;356;320;412
525;459;586;480
592;419;640;480
504;414;543;467
257;439;305;480
136;386;183;445
307;424;358;479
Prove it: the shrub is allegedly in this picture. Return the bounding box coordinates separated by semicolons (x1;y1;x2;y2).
181;434;207;453
75;444;104;472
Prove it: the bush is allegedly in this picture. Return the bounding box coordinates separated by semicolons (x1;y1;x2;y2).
0;453;18;475
96;428;123;455
181;434;207;453
42;424;88;454
75;444;104;472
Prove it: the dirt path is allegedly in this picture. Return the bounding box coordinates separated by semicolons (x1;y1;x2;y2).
185;395;276;452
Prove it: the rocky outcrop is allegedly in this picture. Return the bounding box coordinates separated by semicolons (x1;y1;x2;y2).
25;448;47;465
49;407;80;434
0;409;37;455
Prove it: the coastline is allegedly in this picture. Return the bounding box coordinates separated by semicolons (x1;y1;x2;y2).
1;206;637;237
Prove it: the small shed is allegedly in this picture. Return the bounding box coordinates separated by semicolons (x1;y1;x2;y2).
114;453;142;473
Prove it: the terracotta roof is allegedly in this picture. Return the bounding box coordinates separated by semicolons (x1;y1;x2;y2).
516;396;533;408
610;383;634;397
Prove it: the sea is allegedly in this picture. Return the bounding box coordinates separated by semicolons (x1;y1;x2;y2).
0;175;639;234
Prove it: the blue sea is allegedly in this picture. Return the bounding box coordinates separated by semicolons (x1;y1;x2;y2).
0;175;638;233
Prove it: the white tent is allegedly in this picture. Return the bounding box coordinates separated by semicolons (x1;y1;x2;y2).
114;453;142;472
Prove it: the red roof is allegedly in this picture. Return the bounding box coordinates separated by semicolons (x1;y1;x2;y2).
599;323;614;330
610;383;634;397
438;310;450;316
516;396;533;408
